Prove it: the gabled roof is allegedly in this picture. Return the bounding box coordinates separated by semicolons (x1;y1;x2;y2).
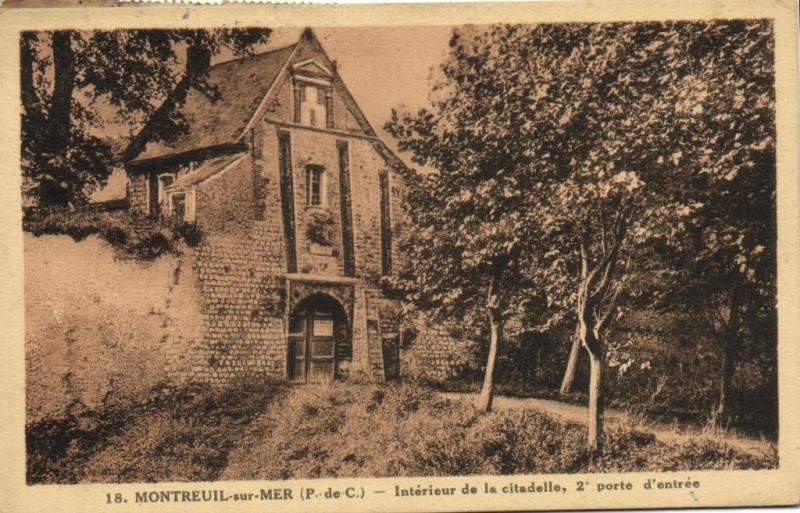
131;44;296;162
167;154;246;191
127;28;410;175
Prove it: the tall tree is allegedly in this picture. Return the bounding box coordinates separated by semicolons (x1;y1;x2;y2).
390;20;774;451
21;28;271;207
538;20;773;451
385;25;555;410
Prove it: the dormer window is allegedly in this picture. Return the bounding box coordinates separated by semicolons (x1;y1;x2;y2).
300;85;327;128
306;165;327;207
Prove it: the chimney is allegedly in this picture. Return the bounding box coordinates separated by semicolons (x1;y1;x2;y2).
331;60;337;73
186;45;211;77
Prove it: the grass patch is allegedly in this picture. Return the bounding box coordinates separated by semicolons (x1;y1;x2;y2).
28;381;776;484
222;382;777;480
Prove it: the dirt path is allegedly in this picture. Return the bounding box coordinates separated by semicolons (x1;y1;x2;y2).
441;393;775;458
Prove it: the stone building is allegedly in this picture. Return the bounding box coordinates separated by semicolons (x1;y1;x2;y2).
124;28;472;385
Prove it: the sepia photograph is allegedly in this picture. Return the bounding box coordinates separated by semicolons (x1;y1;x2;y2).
2;1;799;511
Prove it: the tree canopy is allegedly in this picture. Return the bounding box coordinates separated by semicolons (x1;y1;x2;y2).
21;28;272;207
388;20;775;448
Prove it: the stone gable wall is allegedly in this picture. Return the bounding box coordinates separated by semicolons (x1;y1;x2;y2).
267;77;294;124
257;123;390;282
387;168;408;274
288;129;346;277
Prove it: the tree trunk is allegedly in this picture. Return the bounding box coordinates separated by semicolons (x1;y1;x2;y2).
41;30;76;206
578;288;605;454
586;346;604;454
478;313;502;412
21;34;36;116
716;287;741;425
716;338;736;424
559;327;581;395
47;31;75;154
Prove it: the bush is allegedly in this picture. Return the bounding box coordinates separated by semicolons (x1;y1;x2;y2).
24;207;206;260
173;221;203;247
103;225;129;246
306;210;335;246
134;231;173;260
24;207;126;242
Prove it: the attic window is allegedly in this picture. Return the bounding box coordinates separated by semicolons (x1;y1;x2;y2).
168;190;195;222
300;85;327;128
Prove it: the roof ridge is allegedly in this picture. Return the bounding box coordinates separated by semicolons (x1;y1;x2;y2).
209;43;296;70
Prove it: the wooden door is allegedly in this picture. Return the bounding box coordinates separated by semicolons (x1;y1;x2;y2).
288;306;336;383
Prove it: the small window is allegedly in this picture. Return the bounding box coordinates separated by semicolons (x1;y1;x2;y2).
157;173;175;204
171;192;186;220
306;166;326;207
300;85;327;127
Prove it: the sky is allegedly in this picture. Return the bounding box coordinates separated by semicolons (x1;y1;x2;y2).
93;25;455;201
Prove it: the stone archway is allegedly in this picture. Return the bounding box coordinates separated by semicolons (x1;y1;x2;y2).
287;293;351;382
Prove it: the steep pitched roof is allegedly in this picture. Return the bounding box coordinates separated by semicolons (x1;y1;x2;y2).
128;28;411;175
167;154;246;191
132;44;296;162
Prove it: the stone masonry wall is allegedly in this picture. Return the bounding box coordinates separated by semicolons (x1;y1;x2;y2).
186;221;288;386
387;168;408;274
258;122;390;282
348;138;387;281
195;155;254;235
266;45;365;136
364;288;388;381
127;173;149;214
288;129;346;277
400;310;478;382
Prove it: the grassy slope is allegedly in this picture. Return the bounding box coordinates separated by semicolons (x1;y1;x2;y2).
28;380;776;485
221;382;777;481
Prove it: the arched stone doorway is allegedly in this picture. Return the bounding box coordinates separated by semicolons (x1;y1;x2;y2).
288;293;351;383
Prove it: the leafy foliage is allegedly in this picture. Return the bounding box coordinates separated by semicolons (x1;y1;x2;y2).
306;209;336;246
23;207;204;260
21;28;272;207
388;20;775;445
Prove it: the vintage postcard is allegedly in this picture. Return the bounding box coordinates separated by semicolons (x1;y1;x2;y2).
0;0;798;512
